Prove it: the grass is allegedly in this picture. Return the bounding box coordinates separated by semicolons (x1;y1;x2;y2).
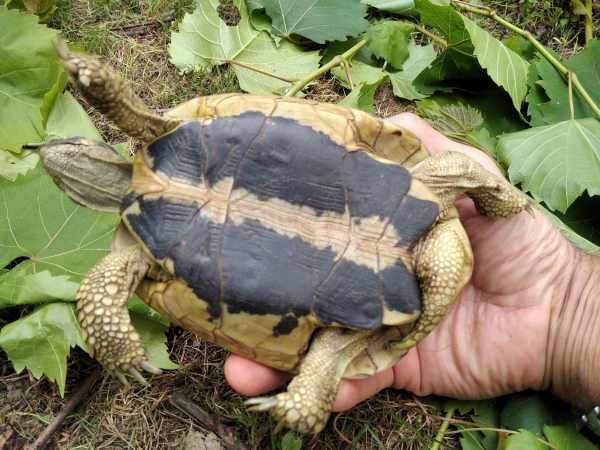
0;0;596;449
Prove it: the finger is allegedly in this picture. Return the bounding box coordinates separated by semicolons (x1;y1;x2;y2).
224;354;289;396
390;348;428;396
332;368;394;412
387;113;501;175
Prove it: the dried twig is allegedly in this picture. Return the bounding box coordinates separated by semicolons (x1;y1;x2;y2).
169;391;250;450
26;369;102;450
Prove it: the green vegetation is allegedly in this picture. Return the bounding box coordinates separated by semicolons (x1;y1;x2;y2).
1;0;599;448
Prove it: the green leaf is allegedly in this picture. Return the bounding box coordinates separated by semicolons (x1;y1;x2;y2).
500;392;556;436
366;21;413;70
503;35;536;61
461;16;529;111
526;61;550;127
0;302;84;396
543;423;596;450
498;118;600;212
0;161;119;281
361;0;414;14
532;42;600;124
388;40;436;100
279;432;302;450
332;60;386;88
45;91;103;141
0;6;61;152
169;0;320;95
504;429;546;450
0;150;39;181
131;313;178;370
0;269;78;308
339;81;380;113
261;0;368;44
332;40;435;101
413;0;482;93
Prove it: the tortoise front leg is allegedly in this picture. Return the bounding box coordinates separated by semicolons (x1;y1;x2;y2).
392;218;473;351
411;151;530;218
246;328;374;433
76;246;161;383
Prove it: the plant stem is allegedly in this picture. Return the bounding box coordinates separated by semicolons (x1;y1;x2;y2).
285;39;367;97
584;0;593;43
223;59;296;83
413;23;448;47
568;71;575;120
451;0;600;120
430;407;454;450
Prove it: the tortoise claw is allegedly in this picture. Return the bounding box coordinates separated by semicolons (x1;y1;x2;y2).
115;370;130;387
128;367;149;385
245;397;279;411
141;361;162;375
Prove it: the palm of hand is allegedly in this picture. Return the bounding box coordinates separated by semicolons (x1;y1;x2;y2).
392;200;571;400
224;113;575;412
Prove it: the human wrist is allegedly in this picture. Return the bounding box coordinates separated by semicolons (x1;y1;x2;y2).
547;250;600;409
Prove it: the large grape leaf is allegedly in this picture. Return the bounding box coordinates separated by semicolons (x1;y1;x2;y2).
169;0;320;95
0;161;120;281
461;16;529;111
498;118;600;212
261;0;368;44
0;302;84;396
0;7;62;152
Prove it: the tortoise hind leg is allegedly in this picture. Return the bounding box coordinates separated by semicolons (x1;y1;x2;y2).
391;218;472;351
76;246;161;383
246;328;373;433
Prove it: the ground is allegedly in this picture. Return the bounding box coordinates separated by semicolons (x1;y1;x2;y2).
0;0;597;449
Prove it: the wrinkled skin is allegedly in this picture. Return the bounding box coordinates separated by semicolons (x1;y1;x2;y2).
225;113;575;411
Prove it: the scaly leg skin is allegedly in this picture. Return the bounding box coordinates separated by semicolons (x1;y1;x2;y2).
246;328;373;434
412;151;531;218
53;40;180;144
392;219;472;351
76;246;161;384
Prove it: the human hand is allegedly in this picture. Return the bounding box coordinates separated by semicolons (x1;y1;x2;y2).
224;113;590;411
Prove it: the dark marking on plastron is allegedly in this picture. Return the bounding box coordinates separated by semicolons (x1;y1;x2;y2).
391;196;439;247
380;260;421;315
124;197;198;259
148;122;206;184
233;115;348;215
169;214;223;318
273;314;299;337
342;151;412;219
201;112;266;185
313;260;382;329
220;219;334;317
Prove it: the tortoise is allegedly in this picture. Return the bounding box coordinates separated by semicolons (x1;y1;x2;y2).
40;45;530;434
